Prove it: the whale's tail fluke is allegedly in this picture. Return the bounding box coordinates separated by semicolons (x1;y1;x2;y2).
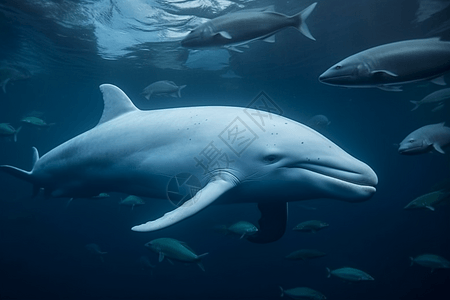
0;147;40;196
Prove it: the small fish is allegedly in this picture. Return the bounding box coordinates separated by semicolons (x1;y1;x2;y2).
319;38;450;91
411;88;450;111
326;267;374;281
216;221;259;239
398;123;450;155
145;238;208;271
404;190;450;211
0;65;31;93
142;80;186;99
285;249;326;261
410;254;450;272
181;3;317;51
20;116;55;128
119;195;145;210
85;243;107;263
293;220;329;233
279;286;326;300
0;123;21;142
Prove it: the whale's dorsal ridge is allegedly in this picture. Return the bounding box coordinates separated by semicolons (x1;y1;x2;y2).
98;84;138;125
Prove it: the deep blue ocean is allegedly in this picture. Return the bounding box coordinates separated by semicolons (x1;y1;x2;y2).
1;0;450;299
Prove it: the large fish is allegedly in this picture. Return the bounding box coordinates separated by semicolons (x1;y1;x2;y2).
0;84;377;243
410;88;450;111
181;3;317;51
404;190;450;211
319;38;450;91
398;123;450;155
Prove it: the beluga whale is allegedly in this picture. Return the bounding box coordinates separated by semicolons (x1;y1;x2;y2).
0;84;378;243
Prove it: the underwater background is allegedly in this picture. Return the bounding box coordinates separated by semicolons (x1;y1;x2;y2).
1;0;450;299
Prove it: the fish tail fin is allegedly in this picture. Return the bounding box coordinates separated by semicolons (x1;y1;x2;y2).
1;78;10;93
279;286;284;297
292;2;317;41
326;267;331;278
66;198;74;209
410;101;420;111
197;262;206;272
178;85;187;97
14;126;22;142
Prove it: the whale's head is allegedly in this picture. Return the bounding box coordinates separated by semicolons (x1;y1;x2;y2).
238;119;377;203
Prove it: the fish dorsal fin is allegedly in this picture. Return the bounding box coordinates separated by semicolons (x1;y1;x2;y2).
179;241;196;253
98;84;138;126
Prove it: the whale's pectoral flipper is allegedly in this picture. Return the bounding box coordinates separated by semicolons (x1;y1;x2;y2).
247;202;288;244
0;147;40;196
131;174;237;232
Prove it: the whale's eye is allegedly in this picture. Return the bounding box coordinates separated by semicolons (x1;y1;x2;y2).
335;65;342;70
409;139;415;143
264;155;278;163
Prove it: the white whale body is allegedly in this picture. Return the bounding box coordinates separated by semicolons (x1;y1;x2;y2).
0;84;377;243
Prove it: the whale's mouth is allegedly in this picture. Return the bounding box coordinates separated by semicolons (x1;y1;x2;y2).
297;163;377;188
284;161;378;201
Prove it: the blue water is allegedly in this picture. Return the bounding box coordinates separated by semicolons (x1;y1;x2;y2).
1;0;450;299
